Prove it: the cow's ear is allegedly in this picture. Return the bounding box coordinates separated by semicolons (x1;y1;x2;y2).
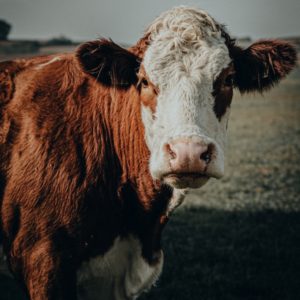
76;39;140;88
232;40;297;93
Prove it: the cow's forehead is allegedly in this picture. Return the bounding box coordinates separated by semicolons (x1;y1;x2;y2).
142;6;231;88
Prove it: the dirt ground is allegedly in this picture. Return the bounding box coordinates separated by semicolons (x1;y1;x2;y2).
0;51;299;299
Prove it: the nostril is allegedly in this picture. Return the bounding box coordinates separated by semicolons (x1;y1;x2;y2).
200;150;211;163
200;144;213;164
165;143;176;159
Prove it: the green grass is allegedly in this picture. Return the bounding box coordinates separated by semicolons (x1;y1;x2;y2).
141;208;300;300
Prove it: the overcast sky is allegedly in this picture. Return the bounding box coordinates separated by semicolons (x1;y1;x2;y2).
0;0;299;44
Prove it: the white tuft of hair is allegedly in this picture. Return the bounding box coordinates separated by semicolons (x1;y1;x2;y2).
146;6;223;44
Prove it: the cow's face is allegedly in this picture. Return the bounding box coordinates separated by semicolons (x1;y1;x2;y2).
138;59;234;188
77;7;296;189
138;13;234;188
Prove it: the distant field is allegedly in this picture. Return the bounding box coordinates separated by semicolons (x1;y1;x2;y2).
0;45;77;61
0;49;299;300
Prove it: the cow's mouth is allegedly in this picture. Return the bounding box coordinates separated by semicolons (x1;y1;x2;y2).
162;172;210;189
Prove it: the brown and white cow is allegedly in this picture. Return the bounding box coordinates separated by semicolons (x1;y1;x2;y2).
0;6;296;300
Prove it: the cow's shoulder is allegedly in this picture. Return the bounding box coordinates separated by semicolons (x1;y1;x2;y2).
7;54;82;112
20;53;84;94
0;55;61;105
0;54;80;149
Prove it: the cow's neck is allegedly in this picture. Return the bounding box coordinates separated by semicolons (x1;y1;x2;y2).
92;84;172;261
110;88;158;201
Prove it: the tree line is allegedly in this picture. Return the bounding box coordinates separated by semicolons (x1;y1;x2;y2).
0;20;11;40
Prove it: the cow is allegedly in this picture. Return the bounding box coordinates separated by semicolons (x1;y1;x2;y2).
0;6;296;300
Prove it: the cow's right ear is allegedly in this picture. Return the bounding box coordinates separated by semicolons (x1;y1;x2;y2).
232;40;297;93
76;39;140;88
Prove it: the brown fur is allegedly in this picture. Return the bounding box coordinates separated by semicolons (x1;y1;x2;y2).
0;52;170;299
137;65;158;113
213;64;235;120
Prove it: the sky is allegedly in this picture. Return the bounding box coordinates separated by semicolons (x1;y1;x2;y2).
0;0;299;44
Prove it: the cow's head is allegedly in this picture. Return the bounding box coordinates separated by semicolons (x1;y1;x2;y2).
77;6;296;189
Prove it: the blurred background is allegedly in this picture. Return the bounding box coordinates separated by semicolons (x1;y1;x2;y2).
1;0;300;58
0;0;300;299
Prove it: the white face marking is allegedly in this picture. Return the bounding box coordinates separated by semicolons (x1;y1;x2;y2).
77;235;163;300
141;6;232;186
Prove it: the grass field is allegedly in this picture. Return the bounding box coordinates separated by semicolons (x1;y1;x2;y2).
0;51;299;299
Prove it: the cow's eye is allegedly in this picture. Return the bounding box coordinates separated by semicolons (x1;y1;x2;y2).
224;74;235;87
141;78;149;88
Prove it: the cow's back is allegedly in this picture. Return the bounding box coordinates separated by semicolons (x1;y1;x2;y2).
0;54;74;233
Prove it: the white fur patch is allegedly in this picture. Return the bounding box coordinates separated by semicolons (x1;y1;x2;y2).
77;235;163;300
141;6;232;183
35;56;62;70
167;188;188;213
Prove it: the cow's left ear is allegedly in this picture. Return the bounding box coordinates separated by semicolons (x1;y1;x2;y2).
76;38;140;88
232;40;297;93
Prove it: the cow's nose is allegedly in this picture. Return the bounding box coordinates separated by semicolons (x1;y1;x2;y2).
165;139;213;174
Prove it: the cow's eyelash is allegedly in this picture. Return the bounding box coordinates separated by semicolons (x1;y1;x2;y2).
141;78;149;87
